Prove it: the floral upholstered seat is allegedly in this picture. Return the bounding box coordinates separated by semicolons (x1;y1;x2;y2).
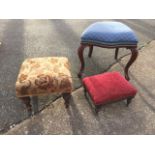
16;57;73;97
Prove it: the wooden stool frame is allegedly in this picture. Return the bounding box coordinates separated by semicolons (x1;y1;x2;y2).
78;43;138;81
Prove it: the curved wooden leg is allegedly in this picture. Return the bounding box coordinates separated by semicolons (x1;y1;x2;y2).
125;48;138;80
88;45;93;58
62;93;71;108
115;48;119;60
77;44;87;78
19;96;32;111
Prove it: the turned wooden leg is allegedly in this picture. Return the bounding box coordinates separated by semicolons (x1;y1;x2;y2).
88;45;93;58
32;96;39;114
115;48;119;60
83;87;101;114
77;44;87;78
19;96;32;111
126;97;133;107
62;93;71;108
125;48;138;81
94;105;101;114
83;86;87;98
95;105;99;114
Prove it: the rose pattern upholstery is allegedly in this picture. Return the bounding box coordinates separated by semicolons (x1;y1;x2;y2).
16;57;72;97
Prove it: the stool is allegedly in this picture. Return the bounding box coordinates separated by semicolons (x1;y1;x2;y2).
15;57;73;111
78;21;139;80
82;72;137;114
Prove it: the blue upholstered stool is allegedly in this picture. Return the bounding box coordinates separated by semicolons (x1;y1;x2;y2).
78;21;139;80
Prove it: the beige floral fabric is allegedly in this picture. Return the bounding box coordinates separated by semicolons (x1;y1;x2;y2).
16;57;73;97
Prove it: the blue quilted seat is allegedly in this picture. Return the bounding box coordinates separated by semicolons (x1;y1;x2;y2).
81;21;138;46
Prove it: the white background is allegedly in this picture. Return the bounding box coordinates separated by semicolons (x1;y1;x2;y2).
0;0;155;154
0;0;154;18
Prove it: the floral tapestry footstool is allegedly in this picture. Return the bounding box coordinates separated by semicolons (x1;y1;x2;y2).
16;57;73;111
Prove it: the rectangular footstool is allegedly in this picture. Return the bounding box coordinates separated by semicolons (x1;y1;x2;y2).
16;57;73;111
82;72;137;113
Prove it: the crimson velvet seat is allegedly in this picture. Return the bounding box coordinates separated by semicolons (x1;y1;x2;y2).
82;72;137;113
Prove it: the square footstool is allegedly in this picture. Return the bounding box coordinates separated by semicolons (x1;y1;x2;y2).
16;57;73;111
82;72;137;113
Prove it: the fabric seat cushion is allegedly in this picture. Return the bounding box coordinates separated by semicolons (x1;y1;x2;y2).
16;57;72;97
81;21;138;46
82;72;137;105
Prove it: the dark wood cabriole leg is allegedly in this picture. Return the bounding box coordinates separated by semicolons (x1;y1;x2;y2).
125;48;138;81
62;93;71;108
88;45;93;58
77;44;87;78
19;96;32;111
115;48;119;60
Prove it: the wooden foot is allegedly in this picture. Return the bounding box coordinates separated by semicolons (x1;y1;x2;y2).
62;93;71;108
115;48;119;60
83;85;101;114
77;44;86;78
19;96;32;111
94;105;101;114
88;45;93;58
95;106;99;114
84;87;87;97
126;97;133;106
125;48;138;80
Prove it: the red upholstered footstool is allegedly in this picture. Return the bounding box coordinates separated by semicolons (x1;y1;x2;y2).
82;72;137;113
